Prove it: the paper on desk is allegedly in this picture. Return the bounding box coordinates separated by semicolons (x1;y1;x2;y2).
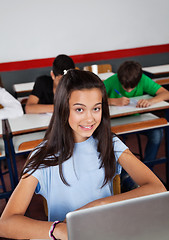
45;112;53;116
130;98;138;106
117;98;138;109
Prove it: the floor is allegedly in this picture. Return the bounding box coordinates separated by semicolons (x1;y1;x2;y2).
0;132;167;240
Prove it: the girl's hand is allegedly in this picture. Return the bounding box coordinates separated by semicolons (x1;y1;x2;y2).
53;222;68;240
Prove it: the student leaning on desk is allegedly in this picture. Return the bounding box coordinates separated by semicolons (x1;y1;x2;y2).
0;75;23;119
0;70;166;240
25;54;75;114
104;61;169;164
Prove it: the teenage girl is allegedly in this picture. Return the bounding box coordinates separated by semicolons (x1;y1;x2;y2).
0;69;166;240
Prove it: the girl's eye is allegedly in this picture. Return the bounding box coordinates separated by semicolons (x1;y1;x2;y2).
94;107;100;112
76;108;83;113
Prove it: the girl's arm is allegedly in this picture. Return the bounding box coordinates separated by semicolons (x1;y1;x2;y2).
0;174;67;240
78;149;166;210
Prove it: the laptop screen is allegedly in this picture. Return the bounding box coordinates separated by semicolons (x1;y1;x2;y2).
66;192;169;240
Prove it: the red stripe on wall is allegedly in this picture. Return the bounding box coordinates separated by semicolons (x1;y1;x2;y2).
0;44;169;72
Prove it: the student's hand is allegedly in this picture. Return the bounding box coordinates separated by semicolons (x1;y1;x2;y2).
53;222;68;240
109;97;130;106
118;97;130;106
136;99;151;108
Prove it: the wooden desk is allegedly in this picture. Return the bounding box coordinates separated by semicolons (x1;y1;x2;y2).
0;113;52;154
109;95;169;118
0;113;52;197
111;113;168;135
111;112;169;189
13;82;34;98
97;72;115;81
142;64;169;76
109;96;169;189
0;113;51;137
1;101;169;188
153;77;169;86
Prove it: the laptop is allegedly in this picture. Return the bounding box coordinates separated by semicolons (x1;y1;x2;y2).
66;191;169;240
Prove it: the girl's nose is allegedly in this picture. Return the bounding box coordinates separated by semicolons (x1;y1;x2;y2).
85;111;94;122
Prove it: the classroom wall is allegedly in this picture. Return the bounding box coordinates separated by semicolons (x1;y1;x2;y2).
1;51;169;96
0;0;169;63
0;0;169;94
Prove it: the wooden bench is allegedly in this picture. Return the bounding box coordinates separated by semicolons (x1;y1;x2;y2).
111;113;168;135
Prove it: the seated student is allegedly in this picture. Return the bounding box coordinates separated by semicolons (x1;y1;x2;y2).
0;70;166;240
0;75;23;119
25;54;75;114
103;61;169;164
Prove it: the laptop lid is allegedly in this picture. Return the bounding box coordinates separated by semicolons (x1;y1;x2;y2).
66;191;169;240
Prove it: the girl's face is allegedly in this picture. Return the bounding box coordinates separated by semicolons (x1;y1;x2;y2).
69;88;102;143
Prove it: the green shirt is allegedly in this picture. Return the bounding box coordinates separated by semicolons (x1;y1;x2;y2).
103;73;161;98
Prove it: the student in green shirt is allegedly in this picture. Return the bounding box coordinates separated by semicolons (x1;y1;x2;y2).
104;61;169;162
104;61;169;108
104;61;169;191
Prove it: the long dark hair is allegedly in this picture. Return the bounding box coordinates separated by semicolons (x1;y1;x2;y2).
23;69;116;186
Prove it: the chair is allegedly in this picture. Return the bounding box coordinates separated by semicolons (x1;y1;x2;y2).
13;131;45;154
113;174;121;195
0;119;46;201
83;64;112;74
0;140;8;199
0;119;19;200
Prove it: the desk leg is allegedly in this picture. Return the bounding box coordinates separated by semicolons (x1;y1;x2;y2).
165;109;169;190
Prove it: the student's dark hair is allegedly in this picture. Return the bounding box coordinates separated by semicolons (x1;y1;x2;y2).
117;61;142;89
52;54;75;76
23;70;116;186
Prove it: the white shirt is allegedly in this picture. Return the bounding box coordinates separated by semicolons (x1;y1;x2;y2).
0;87;23;119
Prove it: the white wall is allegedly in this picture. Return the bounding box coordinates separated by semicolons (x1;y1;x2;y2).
0;0;169;63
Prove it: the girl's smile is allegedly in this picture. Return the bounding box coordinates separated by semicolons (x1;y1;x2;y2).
80;124;95;130
69;88;102;143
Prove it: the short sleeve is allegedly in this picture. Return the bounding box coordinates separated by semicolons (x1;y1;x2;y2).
113;136;128;160
31;77;43;99
32;168;43;194
142;74;161;95
27;141;48;196
113;136;128;175
31;167;49;200
103;74;119;98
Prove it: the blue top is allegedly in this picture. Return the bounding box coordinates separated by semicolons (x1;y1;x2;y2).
32;136;128;221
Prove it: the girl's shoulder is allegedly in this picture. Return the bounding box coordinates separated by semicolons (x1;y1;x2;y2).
112;135;128;154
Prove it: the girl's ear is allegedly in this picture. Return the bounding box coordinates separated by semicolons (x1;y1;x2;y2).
50;70;55;80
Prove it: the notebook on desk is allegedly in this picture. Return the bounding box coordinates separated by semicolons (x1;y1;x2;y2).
66;191;169;240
